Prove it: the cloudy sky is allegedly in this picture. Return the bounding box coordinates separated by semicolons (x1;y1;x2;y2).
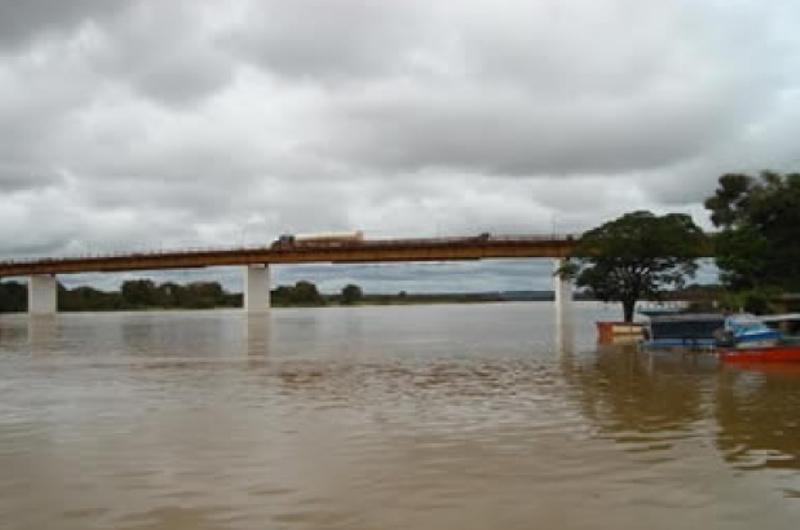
1;0;798;292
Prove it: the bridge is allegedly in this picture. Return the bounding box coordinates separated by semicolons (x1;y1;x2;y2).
0;234;578;315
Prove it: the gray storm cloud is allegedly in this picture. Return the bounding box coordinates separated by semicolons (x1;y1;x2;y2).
1;0;799;272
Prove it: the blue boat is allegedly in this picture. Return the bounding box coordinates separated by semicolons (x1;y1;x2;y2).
715;314;782;348
642;313;726;350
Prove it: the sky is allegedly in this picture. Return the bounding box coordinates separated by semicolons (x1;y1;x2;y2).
1;0;798;293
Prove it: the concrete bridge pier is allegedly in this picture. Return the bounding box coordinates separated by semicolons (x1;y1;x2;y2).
28;274;57;315
244;264;270;313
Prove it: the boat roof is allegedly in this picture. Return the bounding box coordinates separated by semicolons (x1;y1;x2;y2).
726;313;761;323
760;313;800;323
648;313;725;323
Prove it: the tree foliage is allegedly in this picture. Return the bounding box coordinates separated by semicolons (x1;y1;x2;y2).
564;210;707;322
704;171;800;292
60;284;125;311
271;281;325;306
119;280;239;309
341;283;363;305
121;279;159;307
0;279;243;313
0;281;27;312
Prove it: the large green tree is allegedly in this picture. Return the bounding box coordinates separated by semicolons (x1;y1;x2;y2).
563;210;707;322
704;171;800;292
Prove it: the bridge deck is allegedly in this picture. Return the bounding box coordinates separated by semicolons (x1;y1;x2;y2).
0;235;577;277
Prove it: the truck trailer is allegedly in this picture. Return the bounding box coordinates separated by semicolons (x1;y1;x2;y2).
271;231;365;249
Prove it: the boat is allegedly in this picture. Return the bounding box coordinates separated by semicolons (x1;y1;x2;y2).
760;313;800;343
718;314;800;363
719;344;800;363
596;321;645;344
641;313;726;350
712;314;782;348
636;302;687;318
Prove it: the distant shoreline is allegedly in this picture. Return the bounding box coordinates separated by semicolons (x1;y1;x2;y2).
0;278;600;313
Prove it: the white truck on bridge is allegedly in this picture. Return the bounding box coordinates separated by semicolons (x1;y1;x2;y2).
271;231;365;249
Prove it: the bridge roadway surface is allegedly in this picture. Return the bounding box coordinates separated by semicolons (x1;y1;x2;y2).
0;235;577;277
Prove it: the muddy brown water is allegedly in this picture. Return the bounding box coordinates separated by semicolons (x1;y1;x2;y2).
1;303;799;529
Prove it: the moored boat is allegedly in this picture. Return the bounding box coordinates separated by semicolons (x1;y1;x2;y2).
719;344;800;363
641;313;725;350
760;313;800;342
713;314;782;349
596;321;645;344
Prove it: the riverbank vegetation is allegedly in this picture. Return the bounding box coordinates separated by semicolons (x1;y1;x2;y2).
1;279;569;312
564;170;800;320
0;280;243;312
704;171;800;313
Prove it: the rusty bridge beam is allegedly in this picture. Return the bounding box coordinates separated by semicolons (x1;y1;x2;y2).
0;236;578;277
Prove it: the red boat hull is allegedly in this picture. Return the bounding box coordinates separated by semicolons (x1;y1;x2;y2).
720;345;800;363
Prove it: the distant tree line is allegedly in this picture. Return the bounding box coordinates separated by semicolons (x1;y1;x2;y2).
0;278;563;313
271;280;326;306
115;280;241;310
0;279;372;312
0;279;242;312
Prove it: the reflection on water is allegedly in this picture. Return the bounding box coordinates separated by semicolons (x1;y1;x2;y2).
555;308;575;358
716;368;800;473
561;346;710;451
28;314;58;354
244;314;271;358
1;303;800;529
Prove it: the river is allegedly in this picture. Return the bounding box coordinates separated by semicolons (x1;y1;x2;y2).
1;302;799;529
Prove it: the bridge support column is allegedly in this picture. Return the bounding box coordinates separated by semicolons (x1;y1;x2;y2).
553;259;573;325
244;265;270;313
28;274;57;315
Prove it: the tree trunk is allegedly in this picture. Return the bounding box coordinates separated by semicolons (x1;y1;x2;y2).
622;298;636;323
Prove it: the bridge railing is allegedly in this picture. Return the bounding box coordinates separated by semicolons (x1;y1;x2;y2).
0;244;272;266
0;234;580;267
